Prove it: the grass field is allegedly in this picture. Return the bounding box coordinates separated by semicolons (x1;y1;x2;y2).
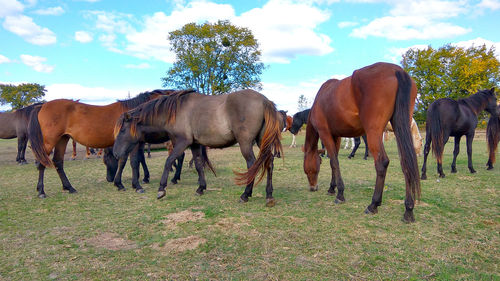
0;131;498;280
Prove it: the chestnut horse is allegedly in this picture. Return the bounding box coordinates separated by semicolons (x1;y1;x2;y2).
28;90;170;198
303;62;421;223
113;89;284;207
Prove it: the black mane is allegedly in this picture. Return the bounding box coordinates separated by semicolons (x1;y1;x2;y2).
118;89;177;109
459;88;495;114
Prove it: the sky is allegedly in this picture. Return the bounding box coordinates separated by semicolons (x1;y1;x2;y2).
1;0;499;113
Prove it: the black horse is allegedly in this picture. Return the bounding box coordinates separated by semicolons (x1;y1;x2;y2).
289;109;310;135
486;104;500;170
347;136;369;159
421;88;498;179
0;102;43;164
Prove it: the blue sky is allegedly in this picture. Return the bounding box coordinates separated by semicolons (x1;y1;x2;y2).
1;0;499;113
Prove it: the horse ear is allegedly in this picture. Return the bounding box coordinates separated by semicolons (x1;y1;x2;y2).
490;87;495;93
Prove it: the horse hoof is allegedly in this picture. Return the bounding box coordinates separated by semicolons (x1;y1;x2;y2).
136;188;145;193
364;207;377;215
157;191;166;199
402;212;415;223
334;198;345;204
421;174;427;180
266;198;276;207
117;187;126;192
470;169;476;174
487;166;494;170
142;179;150;184
69;189;77;194
195;190;204;196
439;174;445;178
171;179;178;185
451;169;457;173
38;193;47;199
239;196;249;203
309;186;318;192
327;191;335;196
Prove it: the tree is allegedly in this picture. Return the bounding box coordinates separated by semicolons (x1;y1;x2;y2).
162;20;265;95
0;83;46;110
297;94;309;111
401;44;500;122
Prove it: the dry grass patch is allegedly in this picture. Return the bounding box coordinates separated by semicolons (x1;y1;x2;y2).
161;210;205;228
84;232;136;251
152;236;207;254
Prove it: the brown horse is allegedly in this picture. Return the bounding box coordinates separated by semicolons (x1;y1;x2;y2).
0;102;43;164
113;89;284;207
303;62;421;223
28;90;170;198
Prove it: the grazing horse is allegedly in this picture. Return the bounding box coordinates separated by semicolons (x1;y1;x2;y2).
113;89;284;207
420;88;498;179
0;102;43;164
28;90;170;198
486;104;500;169
303;62;421;223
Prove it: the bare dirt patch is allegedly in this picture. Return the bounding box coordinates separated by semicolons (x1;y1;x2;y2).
152;236;207;254
161;210;205;228
84;232;136;251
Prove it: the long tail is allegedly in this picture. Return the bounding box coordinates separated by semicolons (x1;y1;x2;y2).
391;71;421;201
28;105;54;167
235;101;283;185
487;115;500;166
428;103;444;160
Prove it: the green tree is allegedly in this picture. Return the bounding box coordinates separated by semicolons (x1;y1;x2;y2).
0;83;46;110
401;44;500;122
162;20;265;95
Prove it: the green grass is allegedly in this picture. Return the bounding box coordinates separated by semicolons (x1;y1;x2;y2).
0;131;498;280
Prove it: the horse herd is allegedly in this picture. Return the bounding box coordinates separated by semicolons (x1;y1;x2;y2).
1;62;499;223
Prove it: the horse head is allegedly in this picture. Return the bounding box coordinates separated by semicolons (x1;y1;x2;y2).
113;111;143;159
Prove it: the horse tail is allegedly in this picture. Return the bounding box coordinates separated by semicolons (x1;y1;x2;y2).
428;102;444;161
391;71;421;201
235;101;283;185
28;105;54;168
201;145;217;177
486;115;500;167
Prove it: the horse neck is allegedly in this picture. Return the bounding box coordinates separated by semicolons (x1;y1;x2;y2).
462;92;492;115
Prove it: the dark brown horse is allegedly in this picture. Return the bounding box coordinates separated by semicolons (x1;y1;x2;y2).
28;90;170;198
486;104;500;170
420;88;498;179
0;102;43;164
113;89;284;207
303;62;421;223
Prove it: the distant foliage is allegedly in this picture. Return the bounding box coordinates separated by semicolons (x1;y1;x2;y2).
0;83;46;110
401;44;500;122
162;20;265;95
297;94;309;111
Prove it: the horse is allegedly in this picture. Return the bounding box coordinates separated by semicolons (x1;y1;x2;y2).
346;135;369;159
70;139;103;160
385;117;423;156
420;88;498;179
303;62;421;223
27;90;171;198
289;108;325;154
486;104;500;169
0;102;43;164
113;89;284;207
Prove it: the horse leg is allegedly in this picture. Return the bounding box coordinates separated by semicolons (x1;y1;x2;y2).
130;144;146;193
85;147;91;159
264;159;276;207
35;160;47;198
137;144;149;184
290;134;296;148
362;135;369;160
190;145;207;195
113;157;128;191
17;136;28;164
158;140;189;199
147;143;152;158
364;132;389;215
328;137;346;203
71;139;77;160
171;152;185;184
53;136;77;193
451;136;461;173
238;141;256;203
348;137;361;159
466;132;476;173
437;134;450;178
421;127;432;180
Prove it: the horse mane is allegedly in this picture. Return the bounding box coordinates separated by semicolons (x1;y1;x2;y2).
118;89;177;110
459;89;495;114
15;102;44;121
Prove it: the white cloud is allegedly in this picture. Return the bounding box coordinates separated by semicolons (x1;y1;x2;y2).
0;54;11;64
34;6;64;16
2;15;57;45
74;31;93;43
20;54;54;73
351;0;471;40
124;62;151;69
338;21;358;28
44;84;147;105
0;0;24;18
477;0;500;10
87;0;334;64
453;37;500;59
